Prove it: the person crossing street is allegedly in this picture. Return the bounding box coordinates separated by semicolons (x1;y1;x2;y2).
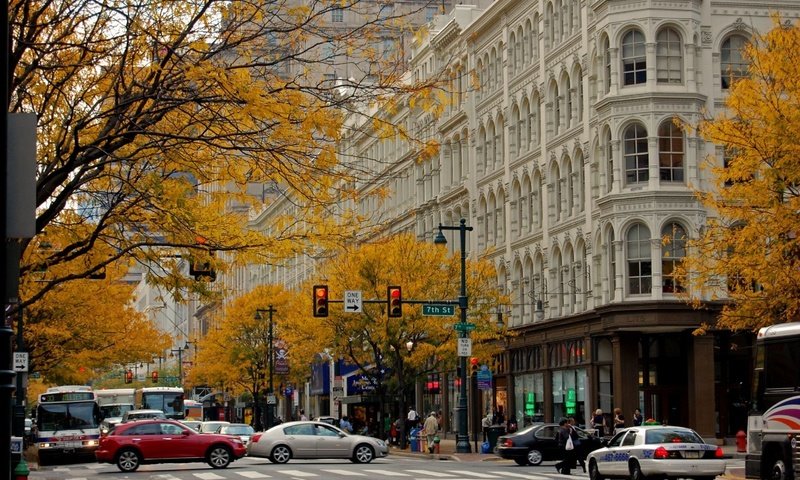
423;411;439;453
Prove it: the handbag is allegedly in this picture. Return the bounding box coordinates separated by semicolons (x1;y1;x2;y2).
565;435;575;451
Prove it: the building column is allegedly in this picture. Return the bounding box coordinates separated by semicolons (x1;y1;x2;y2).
689;334;715;438
611;333;639;424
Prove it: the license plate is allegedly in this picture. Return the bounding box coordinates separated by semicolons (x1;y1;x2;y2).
682;451;701;459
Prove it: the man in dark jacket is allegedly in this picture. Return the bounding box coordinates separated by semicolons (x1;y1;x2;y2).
554;418;578;475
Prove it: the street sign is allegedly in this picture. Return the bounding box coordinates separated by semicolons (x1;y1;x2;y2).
477;367;492;390
266;394;277;405
423;304;455;316
344;290;363;313
457;338;472;356
13;352;28;372
453;322;476;332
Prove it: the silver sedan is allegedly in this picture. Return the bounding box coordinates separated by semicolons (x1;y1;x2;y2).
587;425;726;480
247;421;388;464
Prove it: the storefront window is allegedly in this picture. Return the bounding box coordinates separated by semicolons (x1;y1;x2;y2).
514;373;544;427
552;368;587;426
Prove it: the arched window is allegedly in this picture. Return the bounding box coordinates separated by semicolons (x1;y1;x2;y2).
658;121;684;182
656;27;683;84
603;36;611;93
624;123;649;184
661;222;686;293
627;224;652;295
622;30;646;85
605;128;613;193
510;32;517;74
721;34;749;89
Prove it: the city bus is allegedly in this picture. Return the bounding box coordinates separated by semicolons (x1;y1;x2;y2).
136;386;185;419
745;322;800;480
35;385;102;465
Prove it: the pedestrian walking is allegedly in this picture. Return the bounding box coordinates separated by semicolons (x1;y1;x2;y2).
613;407;625;434
554;418;577;475
481;412;492;441
407;406;419;429
299;409;308;421
632;408;643;427
591;408;606;437
423;411;439;453
339;415;353;433
390;418;399;445
568;417;586;473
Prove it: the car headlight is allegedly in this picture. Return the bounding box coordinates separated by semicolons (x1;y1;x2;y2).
376;440;386;447
84;439;99;447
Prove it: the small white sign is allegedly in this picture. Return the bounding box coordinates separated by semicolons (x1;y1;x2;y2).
457;338;472;357
13;352;28;372
344;290;363;313
267;394;277;405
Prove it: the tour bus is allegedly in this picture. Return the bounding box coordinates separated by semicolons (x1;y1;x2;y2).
745;322;800;480
35;385;102;465
136;386;185;419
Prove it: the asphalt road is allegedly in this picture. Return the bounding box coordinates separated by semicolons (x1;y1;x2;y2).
27;456;747;480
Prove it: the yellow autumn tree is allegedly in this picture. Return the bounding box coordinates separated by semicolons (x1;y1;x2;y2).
679;17;800;331
11;0;450;306
279;233;509;413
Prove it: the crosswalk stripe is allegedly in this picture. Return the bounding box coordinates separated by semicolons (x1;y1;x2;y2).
406;469;458;477
193;473;225;479
363;469;412;476
275;470;317;477
490;471;553;479
445;471;501;478
322;469;367;476
236;472;272;478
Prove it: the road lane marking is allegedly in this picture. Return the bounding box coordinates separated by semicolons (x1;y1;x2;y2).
193;473;225;479
275;470;318;477
236;472;272;478
322;469;367;476
406;470;458;477
490;472;553;479
363;469;412;476
445;471;501;478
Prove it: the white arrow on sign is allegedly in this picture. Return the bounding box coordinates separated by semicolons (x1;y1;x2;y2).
344;290;363;313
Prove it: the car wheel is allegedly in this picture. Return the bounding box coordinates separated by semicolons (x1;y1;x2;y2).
270;444;292;464
514;458;528;466
207;445;232;469
527;449;543;466
116;448;141;472
353;444;375;463
589;459;605;480
630;459;647;480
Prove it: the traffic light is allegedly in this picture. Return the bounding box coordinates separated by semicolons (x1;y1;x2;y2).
387;286;402;318
470;357;479;376
313;285;329;317
124;370;133;384
151;371;159;383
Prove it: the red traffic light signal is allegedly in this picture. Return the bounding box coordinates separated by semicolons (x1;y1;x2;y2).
470;357;479;375
387;286;402;318
124;370;133;384
313;285;329;317
151;371;159;383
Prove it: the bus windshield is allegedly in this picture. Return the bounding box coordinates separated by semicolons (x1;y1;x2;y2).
750;332;800;413
38;401;100;432
143;393;184;418
99;404;133;419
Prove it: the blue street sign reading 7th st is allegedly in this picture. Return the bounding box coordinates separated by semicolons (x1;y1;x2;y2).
423;304;456;316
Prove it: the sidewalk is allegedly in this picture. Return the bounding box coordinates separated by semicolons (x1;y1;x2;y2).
390;438;747;479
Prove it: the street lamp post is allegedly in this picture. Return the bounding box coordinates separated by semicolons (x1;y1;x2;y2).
434;218;473;454
256;307;276;431
170;341;191;386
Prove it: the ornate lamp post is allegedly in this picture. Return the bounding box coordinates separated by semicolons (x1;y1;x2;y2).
433;218;473;454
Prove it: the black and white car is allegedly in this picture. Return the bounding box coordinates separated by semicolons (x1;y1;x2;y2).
587;425;726;480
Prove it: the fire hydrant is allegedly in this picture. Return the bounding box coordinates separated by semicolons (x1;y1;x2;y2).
736;430;747;453
14;457;29;480
433;435;441;454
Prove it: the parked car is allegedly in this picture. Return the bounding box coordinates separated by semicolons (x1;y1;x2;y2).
180;420;202;431
121;409;167;423
95;419;246;472
497;423;604;466
198;421;230;434
586;425;725;480
219;423;255;447
248;420;388;464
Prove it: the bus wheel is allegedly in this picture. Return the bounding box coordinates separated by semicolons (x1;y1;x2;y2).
768;455;791;480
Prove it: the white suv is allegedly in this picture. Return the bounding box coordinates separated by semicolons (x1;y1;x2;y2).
121;409;166;423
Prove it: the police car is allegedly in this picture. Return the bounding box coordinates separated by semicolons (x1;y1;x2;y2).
587;425;726;480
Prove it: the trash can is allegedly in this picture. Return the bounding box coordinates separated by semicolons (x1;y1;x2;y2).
486;425;506;452
409;427;421;452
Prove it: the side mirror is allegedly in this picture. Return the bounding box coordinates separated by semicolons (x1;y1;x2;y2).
183;429;191;436
338;432;347;438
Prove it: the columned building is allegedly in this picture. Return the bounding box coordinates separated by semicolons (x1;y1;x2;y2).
337;1;799;439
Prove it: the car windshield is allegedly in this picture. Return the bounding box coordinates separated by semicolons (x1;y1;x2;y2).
645;428;704;444
221;425;254;435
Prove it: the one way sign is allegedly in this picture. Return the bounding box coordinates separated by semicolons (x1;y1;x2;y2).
344;290;362;313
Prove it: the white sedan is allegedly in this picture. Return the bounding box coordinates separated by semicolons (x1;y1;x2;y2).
587;425;726;480
247;421;388;464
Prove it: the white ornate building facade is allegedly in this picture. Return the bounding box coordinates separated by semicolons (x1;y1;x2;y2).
335;0;800;439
